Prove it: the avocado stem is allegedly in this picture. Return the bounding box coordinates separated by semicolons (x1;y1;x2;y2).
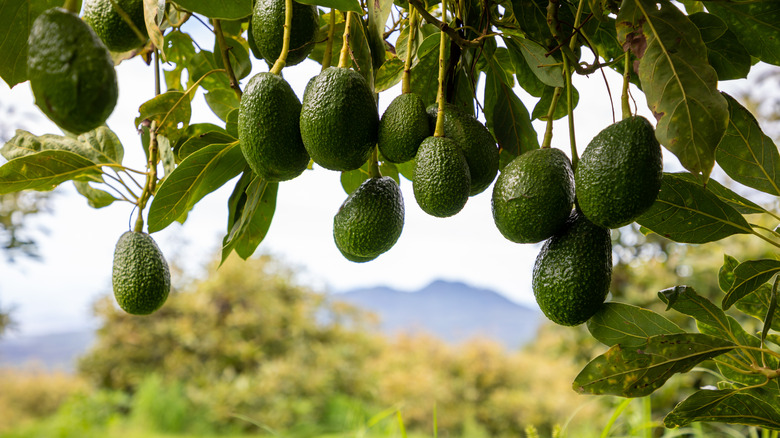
63;0;78;13
368;147;382;178
563;56;577;170
269;0;294;75
134;120;160;233
401;10;418;95
322;10;337;71
214;19;244;96
540;87;562;149
338;12;354;69
433;0;448;138
621;52;632;120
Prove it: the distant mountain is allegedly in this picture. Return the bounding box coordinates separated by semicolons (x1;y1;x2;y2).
331;280;542;349
0;329;95;371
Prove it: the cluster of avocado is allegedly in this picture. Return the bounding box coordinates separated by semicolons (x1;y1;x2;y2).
492;116;662;326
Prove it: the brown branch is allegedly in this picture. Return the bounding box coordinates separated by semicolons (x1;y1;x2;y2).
213;19;242;98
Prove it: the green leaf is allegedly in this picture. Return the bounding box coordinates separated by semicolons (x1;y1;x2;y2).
672;172;770;216
573;333;735;397
73;181;117;208
340;160;399;194
762;278;778;342
688;13;750;81
366;0;391;70
532;85;579;121
171;0;252;19
222;173;279;262
296;0;361;13
506;38;545;97
172;123;231;155
510;0;554;47
719;254;740;293
484;70;539;162
375;57;404;92
177;131;236;161
723;259;780;310
478;43;514;87
0;150;101;194
212;35;251;80
147;141;246;233
135;91;192;143
143;0;165;58
410;41;440;107
735;283;780;329
582;16;624;62
617;0;729;180
705;2;780;66
510;37;563;88
226;109;239;138
715;94;780;196
157;135;176;179
188;51;231;92
664;387;780;429
0;0;61;87
2;127;124;165
204;88;240;122
586;302;684;347
635;173;752;244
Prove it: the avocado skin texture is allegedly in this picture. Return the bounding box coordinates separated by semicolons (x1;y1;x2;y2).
378;93;429;163
492;148;574;243
252;0;318;67
300;67;379;171
27;8;118;134
413;136;471;218
112;231;171;315
427;104;499;196
575;116;662;228
239;72;309;181
532;211;612;326
83;0;147;52
334;177;405;262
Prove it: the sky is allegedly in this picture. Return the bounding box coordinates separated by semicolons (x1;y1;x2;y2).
0;15;770;337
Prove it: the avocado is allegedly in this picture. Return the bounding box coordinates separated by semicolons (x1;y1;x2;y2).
378;93;430;163
492;148;574;243
333;176;405;262
575;116;663;228
532;211;612;326
27;8;118;134
252;0;318;66
112;231;171;315
238;72;309;181
300;67;379;171
413;136;471;217
426;104;499;196
82;0;147;52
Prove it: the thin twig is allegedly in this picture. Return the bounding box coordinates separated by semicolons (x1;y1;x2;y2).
213;19;243;97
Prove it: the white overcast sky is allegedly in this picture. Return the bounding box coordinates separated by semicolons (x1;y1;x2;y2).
0;15;770;336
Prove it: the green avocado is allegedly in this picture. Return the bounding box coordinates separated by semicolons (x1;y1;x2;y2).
492;148;574;243
300;67;379;171
413;136;471;218
251;0;318;66
427;104;499;196
82;0;147;52
575;116;663;228
378;93;430;163
333;177;405;262
532;211;612;326
238;72;309;181
27;8;118;134
112;231;171;315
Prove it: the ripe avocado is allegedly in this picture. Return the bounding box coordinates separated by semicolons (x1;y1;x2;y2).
252;0;318;66
112;231;171;315
575;116;663;228
532;211;612;326
492;148;574;243
413;136;470;217
333;177;405;262
82;0;147;52
426;104;499;196
238;72;309;181
27;8;118;134
300;67;379;171
378;93;430;163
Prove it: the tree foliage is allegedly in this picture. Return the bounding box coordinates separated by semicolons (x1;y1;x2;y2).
1;0;780;431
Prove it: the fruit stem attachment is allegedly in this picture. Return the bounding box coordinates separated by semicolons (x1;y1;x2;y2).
621;52;632;120
134;120;160;233
433;0;448;138
322;10;337;71
401;10;418;94
368;147;382;178
338;12;354;69
563;56;577;170
540;88;562;149
214;19;243;97
269;0;294;75
63;0;78;13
